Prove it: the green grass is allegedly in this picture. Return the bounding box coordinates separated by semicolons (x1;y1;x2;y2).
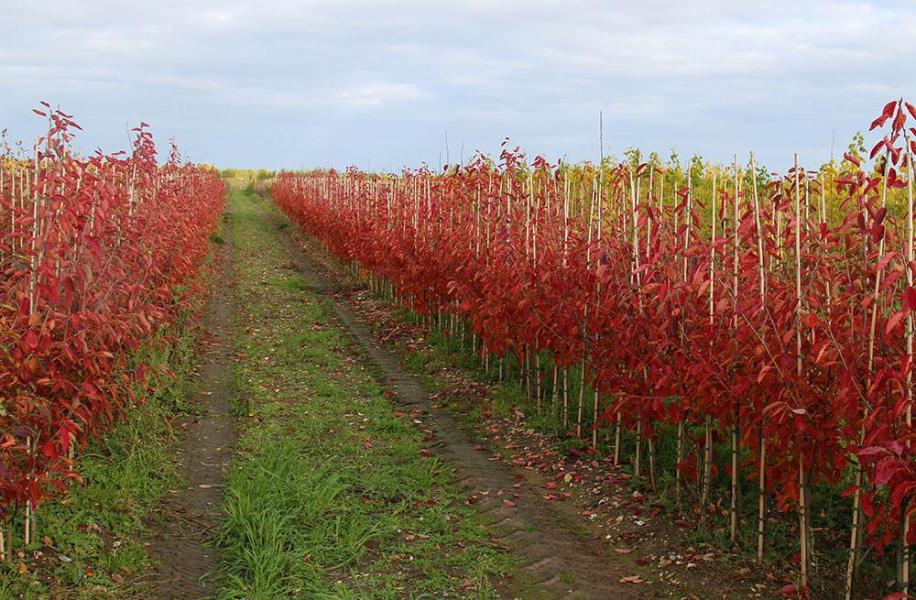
267;272;307;292
214;191;512;599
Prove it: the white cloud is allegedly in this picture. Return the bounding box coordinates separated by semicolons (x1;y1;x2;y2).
198;9;241;27
0;0;913;169
332;82;427;107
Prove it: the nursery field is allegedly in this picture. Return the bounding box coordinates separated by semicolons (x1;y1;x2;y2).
2;101;916;599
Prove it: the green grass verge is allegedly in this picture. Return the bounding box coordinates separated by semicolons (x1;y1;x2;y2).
214;191;512;599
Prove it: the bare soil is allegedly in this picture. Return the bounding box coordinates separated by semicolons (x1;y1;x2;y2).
146;213;238;599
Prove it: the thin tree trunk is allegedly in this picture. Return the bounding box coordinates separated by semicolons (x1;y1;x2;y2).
563;366;570;430
634;420;642;479
648;436;657;491
592;389;600;448
700;415;713;516
614;412;623;467
676;417;685;505
757;422;766;564
731;404;740;545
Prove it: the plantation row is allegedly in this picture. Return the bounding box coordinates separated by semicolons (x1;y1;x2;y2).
274;100;916;598
0;107;224;555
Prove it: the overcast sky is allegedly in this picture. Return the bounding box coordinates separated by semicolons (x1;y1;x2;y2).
1;0;914;171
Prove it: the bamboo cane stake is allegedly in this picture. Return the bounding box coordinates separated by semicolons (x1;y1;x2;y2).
846;136;894;600
730;158;741;546
562;171;571;429
24;130;48;547
794;154;810;591
750;152;768;565
631;163;645;471
709;171;718;322
592;117;605;448
700;169;717;519
675;167;688;503
576;174;598;439
902;134;914;596
645;168;657;488
551;363;559;413
692;165;711;516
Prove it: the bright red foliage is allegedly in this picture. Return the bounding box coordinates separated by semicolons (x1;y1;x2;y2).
274;101;916;575
0;107;224;512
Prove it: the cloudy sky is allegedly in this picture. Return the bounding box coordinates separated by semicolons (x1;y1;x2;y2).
1;0;914;171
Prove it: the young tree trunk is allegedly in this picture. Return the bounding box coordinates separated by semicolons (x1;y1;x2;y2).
634;420;642;479
592;389;600;448
731;404;740;546
700;415;713;516
563;366;570;430
676;417;685;505
757;423;766;564
648;436;657;491
614;412;623;467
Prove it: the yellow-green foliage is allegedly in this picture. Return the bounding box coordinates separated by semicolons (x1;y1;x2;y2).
220;168;276;193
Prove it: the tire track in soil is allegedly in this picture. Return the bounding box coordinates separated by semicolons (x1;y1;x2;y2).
146;212;237;599
270;210;649;600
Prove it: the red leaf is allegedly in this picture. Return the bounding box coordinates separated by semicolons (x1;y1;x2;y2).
874;456;900;486
870;140;885;159
841;485;860;498
886;311;906;337
893;108;906;132
58;426;71;452
674;518;692;528
906;102;916;121
858;446;889;458
904;287;916;311
882;100;898;120
23;330;39;352
41;439;56;459
875;207;888;225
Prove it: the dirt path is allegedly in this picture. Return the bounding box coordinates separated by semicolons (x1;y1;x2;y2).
267;209;648;600
147;212;237;598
